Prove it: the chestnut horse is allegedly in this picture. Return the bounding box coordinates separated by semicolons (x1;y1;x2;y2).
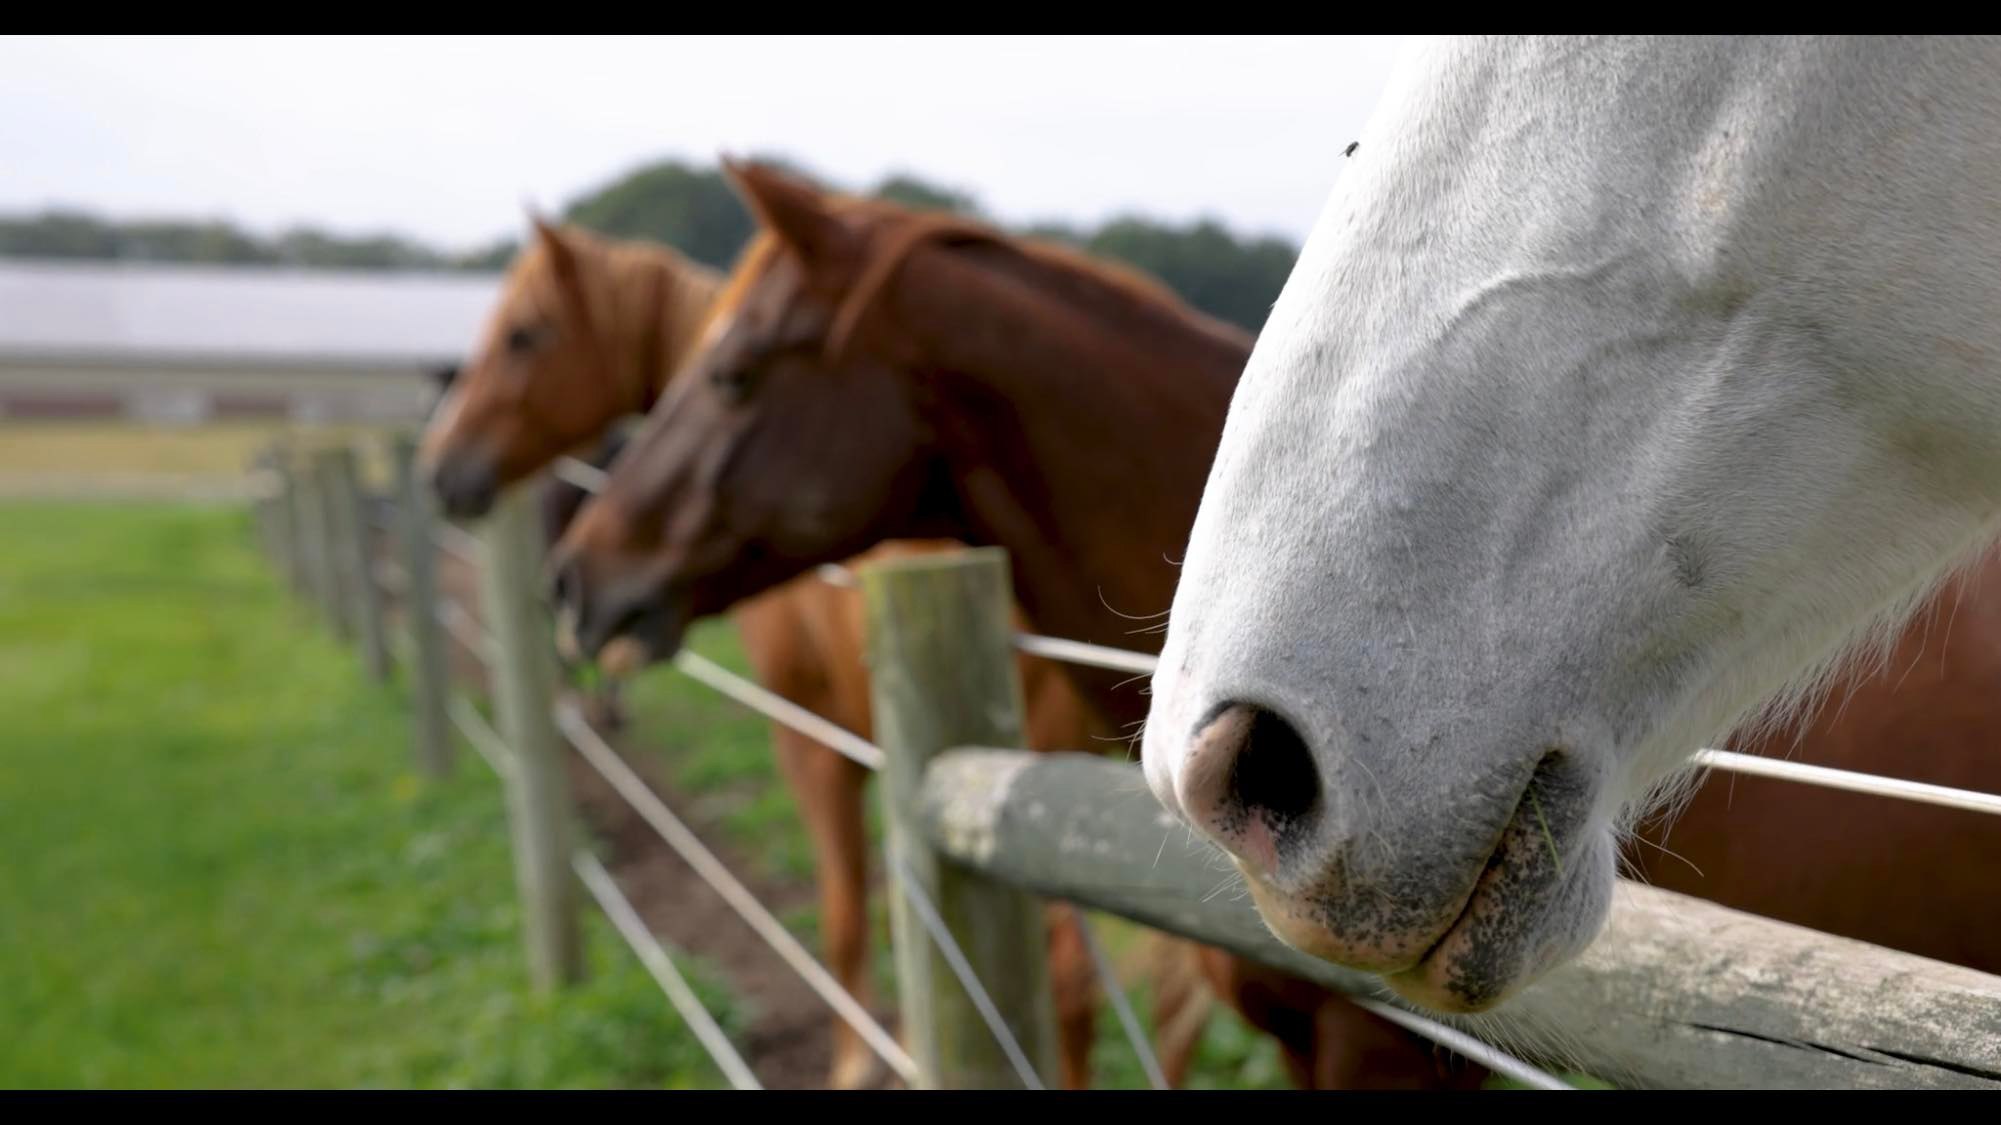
546;163;1486;1089
416;219;1125;1090
551;163;2001;1086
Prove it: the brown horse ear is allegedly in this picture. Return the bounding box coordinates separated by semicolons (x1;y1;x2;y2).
525;202;557;241
527;209;581;282
723;159;854;263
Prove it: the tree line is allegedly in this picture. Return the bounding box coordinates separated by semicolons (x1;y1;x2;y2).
1;156;1299;332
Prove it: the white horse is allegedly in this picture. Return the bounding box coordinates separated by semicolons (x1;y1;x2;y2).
1143;36;2001;1014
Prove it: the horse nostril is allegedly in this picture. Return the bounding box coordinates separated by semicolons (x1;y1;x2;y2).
1230;708;1319;825
548;561;576;611
1177;703;1322;872
431;451;498;519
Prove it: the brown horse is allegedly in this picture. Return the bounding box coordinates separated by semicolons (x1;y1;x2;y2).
415;218;1116;1090
546;162;1485;1090
550;162;2001;1087
1629;557;2001;972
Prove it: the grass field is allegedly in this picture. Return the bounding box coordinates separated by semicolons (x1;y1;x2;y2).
0;500;739;1088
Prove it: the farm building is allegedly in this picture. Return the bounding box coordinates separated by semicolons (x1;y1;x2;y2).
0;257;500;424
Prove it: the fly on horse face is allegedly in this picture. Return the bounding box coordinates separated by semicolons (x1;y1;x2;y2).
547;161;1493;1089
412;220;1119;1090
552;156;2001;1083
1143;36;2001;1014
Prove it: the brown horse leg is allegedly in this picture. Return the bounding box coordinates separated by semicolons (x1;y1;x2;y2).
1190;946;1326;1090
1045;904;1100;1089
1145;936;1216;1088
769;724;877;1089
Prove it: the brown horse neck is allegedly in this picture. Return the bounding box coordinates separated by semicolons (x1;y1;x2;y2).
602;246;723;412
879;240;1248;720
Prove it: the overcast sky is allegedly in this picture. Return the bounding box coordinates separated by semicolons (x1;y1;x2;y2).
0;35;1406;252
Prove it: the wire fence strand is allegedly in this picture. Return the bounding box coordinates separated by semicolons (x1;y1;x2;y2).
1351;997;1574;1090
573;850;763;1091
1013;633;1160;676
553;457;610;495
1011;634;2001;816
889;849;1045;1090
556;702;921;1086
438;599;500;667
372;560;409;597
432;523;482;567
1071;906;1167;1090
446;694;513;780
1690;747;2001;816
671;650;886;772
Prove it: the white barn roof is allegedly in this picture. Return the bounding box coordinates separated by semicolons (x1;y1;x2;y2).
0;257;503;370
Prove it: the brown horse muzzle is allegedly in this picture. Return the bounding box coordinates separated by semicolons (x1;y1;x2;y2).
546;549;687;677
429;446;501;521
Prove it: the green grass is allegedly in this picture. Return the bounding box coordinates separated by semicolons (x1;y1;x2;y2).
0;501;742;1089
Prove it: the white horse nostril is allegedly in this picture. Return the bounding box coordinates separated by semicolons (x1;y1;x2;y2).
1175;703;1320;876
1176;705;1258;832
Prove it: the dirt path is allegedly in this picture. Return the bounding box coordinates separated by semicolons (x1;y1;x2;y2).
566;737;902;1090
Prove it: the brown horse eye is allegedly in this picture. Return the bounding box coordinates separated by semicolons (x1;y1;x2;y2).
506;326;540;354
710;367;752;400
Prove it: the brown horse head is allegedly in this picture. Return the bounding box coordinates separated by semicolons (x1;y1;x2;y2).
549;160;1243;682
547;163;985;671
419;216;720;519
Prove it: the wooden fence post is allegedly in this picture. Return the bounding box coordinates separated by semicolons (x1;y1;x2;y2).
262;443;296;588
478;483;585;989
390;433;454;779
277;447;311;600
247;447;276;565
303;450;348;638
861;546;1058;1089
324;445;390;682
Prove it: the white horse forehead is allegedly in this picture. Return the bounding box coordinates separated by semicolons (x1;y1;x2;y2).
1368;38;1989;194
1295;37;2001;348
1177;34;2001;707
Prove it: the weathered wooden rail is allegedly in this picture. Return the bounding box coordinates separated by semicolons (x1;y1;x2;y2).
920;749;2001;1090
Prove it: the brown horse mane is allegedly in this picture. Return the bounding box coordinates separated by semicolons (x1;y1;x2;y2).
507;223;724;406
703;191;1251;372
704;231;788;334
